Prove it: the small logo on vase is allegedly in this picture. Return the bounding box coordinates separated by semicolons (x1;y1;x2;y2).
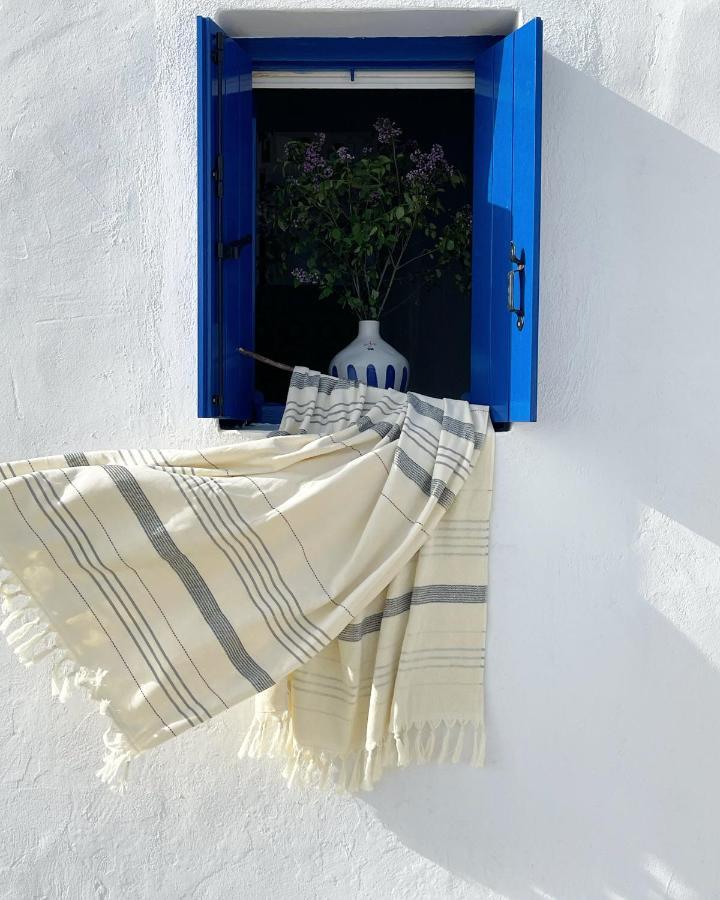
363;341;376;351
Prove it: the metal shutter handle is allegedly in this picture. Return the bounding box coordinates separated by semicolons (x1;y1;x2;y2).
507;241;525;331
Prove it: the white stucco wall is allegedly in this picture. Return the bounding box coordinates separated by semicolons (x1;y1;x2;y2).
2;0;720;897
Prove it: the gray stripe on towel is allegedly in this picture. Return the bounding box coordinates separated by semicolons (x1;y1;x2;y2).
103;465;274;692
393;448;456;508
338;585;486;641
65;452;91;468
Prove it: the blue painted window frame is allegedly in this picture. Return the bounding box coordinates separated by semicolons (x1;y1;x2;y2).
197;20;542;428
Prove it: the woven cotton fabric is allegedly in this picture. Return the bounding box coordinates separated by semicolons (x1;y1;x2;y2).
0;368;494;791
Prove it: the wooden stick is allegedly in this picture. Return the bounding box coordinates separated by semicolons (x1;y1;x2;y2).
237;346;294;373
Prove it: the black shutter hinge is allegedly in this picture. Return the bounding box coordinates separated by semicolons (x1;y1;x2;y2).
216;235;252;260
212;154;223;198
211;33;224;65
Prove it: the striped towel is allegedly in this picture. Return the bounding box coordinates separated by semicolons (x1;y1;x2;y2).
0;368;494;791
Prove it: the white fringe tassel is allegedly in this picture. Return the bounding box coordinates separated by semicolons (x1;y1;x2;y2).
239;712;485;793
1;552;484;795
0;557;137;792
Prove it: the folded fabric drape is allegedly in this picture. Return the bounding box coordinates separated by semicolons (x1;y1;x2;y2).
0;368;494;791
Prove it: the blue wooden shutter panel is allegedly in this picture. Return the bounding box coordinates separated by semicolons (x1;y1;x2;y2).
197;18;255;420
509;19;542;422
471;19;542;425
197;16;216;417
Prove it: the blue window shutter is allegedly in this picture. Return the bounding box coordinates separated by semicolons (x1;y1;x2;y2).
471;18;542;424
197;17;255;420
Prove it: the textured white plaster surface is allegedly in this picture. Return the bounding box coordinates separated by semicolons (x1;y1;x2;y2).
2;1;720;897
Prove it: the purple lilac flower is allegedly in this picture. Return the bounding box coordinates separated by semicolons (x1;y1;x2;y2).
373;117;402;144
291;267;320;285
405;143;454;185
301;133;328;176
337;146;354;162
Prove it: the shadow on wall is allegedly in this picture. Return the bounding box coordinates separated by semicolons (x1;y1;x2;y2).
363;55;720;900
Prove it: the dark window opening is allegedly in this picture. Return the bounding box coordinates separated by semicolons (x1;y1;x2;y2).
254;88;474;410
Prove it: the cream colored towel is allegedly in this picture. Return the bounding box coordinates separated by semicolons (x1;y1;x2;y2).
0;368;494;791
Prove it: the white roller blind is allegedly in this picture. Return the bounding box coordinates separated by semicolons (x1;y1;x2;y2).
252;69;474;89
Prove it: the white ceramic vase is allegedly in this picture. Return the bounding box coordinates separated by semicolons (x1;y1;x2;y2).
329;320;409;391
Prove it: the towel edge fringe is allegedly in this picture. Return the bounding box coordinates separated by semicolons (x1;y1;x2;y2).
0;556;138;792
238;711;485;793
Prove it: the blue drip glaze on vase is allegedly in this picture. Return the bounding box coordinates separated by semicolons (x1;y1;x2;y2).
329;321;409;392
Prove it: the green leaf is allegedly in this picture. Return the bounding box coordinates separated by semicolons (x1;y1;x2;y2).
257;127;474;310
